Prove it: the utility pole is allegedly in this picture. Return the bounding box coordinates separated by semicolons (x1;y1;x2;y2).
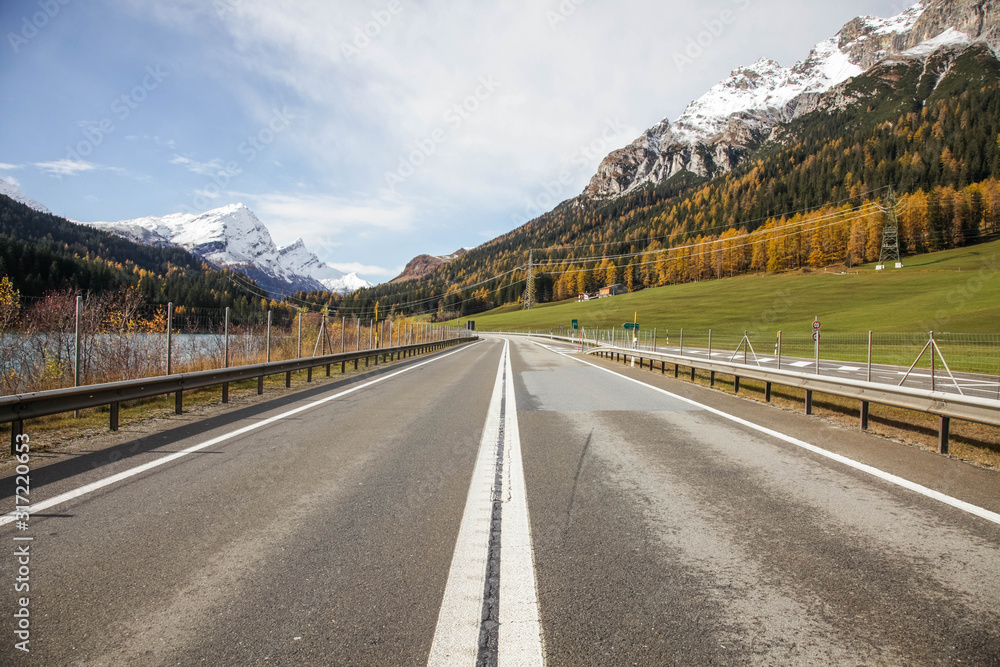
523;249;535;310
876;188;902;270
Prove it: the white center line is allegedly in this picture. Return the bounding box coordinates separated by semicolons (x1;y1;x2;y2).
0;342;480;527
428;339;544;666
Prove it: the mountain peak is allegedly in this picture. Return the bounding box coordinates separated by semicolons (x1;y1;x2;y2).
0;177;51;215
86;203;372;295
584;0;999;198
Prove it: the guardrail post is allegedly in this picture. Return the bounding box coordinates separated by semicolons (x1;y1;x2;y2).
110;402;119;431
734;376;740;393
10;420;23;455
674;363;679;378
710;371;715;387
257;375;264;395
690;366;695;381
285;371;292;388
175;390;183;415
805;390;813;415
860;401;870;430
307;366;313;383
938;416;950;454
765;382;772;402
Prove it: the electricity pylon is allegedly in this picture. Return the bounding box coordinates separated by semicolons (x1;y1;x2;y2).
876;188;902;270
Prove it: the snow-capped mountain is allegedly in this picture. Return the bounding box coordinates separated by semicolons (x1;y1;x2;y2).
275;237;373;294
585;0;1000;197
0;177;51;214
87;204;372;296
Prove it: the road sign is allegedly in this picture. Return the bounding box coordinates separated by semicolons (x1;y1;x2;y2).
571;319;578;330
812;331;820;341
623;322;639;330
812;321;822;330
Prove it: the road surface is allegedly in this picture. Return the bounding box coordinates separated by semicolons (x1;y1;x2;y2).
2;336;998;665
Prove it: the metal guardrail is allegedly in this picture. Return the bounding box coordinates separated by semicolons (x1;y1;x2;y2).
3;337;475;452
487;332;1000;454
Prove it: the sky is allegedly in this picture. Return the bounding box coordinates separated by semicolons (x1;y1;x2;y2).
0;0;913;283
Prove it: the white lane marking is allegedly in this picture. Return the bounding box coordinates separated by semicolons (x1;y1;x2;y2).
837;366;862;371
0;342;482;527
789;361;813;367
498;341;544;667
428;342;506;665
428;339;544;666
534;342;1000;527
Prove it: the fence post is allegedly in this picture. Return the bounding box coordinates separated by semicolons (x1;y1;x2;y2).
266;310;272;363
708;328;713;361
298;311;303;359
166;301;173;375
222;306;230;404
867;330;873;383
930;331;936;393
74;295;82;417
680;328;684;354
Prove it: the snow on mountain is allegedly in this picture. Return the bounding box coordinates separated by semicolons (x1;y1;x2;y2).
0;177;51;214
898;26;973;58
276;238;374;293
585;0;999;198
86;203;372;295
321;272;373;293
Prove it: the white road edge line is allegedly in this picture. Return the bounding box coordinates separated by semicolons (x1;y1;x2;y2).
534;341;1000;527
0;341;481;527
428;339;544;666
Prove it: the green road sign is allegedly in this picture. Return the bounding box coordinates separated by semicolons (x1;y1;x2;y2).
622;322;639;330
571;319;579;330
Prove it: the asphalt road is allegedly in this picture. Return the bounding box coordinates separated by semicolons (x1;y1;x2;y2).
2;336;999;665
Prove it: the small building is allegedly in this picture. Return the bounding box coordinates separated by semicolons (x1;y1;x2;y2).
578;293;591;301
598;284;627;298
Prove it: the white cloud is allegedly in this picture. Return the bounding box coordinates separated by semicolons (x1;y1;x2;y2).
0;163;20;170
35;159;99;176
170;154;227;176
327;261;395;278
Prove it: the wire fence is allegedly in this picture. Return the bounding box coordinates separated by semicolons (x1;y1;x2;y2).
500;326;1000;400
0;293;462;396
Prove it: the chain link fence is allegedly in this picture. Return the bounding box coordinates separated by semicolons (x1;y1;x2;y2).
508;326;1000;400
0;292;454;396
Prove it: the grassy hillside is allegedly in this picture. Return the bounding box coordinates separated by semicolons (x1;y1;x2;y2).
457;239;1000;335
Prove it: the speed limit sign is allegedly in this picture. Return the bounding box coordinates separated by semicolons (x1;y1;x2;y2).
812;321;821;330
